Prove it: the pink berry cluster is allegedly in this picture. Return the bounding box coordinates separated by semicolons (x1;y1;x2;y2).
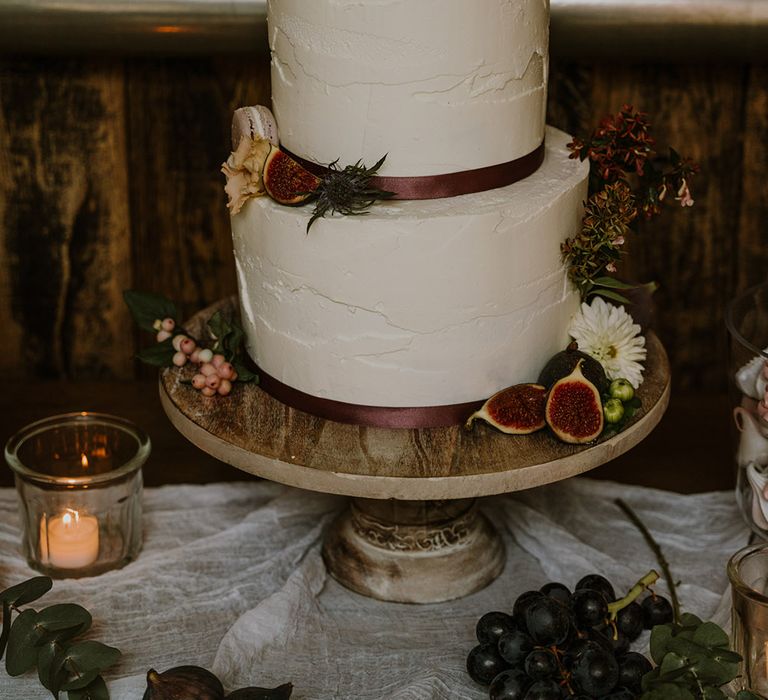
154;317;237;397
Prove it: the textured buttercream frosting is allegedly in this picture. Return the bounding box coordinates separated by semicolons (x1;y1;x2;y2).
231;127;589;408
268;0;548;177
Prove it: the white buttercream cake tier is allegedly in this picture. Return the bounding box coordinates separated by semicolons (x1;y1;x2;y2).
268;0;548;177
231;127;589;409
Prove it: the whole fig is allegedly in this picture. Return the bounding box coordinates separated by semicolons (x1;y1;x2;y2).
143;666;225;700
538;342;609;396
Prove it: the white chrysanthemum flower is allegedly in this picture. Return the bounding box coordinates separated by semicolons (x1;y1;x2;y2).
568;296;647;388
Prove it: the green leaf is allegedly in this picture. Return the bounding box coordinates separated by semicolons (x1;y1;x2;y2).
6;609;45;676
592;276;637;290
68;676;109;700
0;600;10;660
736;691;763;700
702;688;726;700
62;669;101;691
207;311;233;345
692;621;730;649
679;613;703;628
60;640;121;676
712;649;743;663
37;639;67;693
37;604;92;638
232;360;258;383
1;576;53;607
136;337;176;367
226;683;293;700
659;652;688;677
590;288;632;304
650;624;674;665
123;290;177;333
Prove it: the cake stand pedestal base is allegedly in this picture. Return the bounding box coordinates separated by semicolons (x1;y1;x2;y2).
322;498;505;603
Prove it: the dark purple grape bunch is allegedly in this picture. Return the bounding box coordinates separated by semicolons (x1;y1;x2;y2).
466;573;672;699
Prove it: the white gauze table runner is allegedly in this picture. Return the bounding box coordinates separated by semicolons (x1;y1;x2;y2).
0;478;748;699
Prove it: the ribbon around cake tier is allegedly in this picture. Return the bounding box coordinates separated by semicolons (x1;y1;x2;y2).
283;141;546;200
258;367;483;429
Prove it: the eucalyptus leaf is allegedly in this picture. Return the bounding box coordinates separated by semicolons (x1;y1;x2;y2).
736;691;764;700
123;290;177;333
692;621;730;649
689;655;739;686
37;639;66;693
702;687;726;700
712;649;743;664
0;600;10;660
226;683;293;700
37;604;92;637
650;624;674;665
1;576;53;607
6;609;45;676
136;337;176;367
679;613;703;627
232;360;258;383
68;675;109;700
207;311;232;344
60;640;121;675
61;669;100;691
659;652;688;677
591;276;637;290
590;288;632;304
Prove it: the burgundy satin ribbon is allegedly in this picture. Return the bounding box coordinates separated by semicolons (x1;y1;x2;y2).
283;141;545;200
258;368;483;429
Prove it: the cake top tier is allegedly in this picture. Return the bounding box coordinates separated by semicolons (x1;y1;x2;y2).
268;0;549;178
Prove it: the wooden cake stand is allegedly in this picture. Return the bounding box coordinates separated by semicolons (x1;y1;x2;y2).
159;299;670;603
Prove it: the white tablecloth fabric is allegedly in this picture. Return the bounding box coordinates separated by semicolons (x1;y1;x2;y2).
0;478;748;699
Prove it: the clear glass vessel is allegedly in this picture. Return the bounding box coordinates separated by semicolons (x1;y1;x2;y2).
727;282;768;539
4;412;150;578
729;544;768;695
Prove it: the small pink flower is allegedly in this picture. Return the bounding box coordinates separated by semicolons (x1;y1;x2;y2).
218;380;232;396
676;178;694;207
156;330;172;343
200;362;217;377
201;386;217;397
614;236;625;247
212;354;226;368
217;363;235;380
180;338;196;355
606;262;617;273
205;374;221;390
161;318;176;333
172;352;187;367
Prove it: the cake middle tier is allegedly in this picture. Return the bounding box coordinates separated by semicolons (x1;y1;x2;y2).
232;127;589;408
269;0;548;177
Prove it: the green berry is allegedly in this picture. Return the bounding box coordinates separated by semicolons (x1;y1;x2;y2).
609;378;635;402
604;398;625;424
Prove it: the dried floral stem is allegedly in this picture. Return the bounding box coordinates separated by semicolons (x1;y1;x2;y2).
615;498;681;624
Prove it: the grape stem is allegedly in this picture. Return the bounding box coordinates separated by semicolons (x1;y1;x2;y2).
614;498;682;624
606;569;659;617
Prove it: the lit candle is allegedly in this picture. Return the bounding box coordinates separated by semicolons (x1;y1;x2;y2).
43;509;100;569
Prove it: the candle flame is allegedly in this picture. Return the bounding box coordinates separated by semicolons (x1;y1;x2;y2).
81;453;89;469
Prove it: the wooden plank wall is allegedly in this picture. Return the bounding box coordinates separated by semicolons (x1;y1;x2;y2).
0;56;765;391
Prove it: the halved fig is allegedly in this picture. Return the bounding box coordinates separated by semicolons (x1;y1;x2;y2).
465;383;547;434
545;361;604;444
263;147;321;205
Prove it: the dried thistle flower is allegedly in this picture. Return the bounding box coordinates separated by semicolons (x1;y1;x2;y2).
306;156;394;232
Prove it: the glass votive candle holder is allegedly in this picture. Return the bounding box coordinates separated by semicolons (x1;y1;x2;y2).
4;412;150;578
728;543;768;695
